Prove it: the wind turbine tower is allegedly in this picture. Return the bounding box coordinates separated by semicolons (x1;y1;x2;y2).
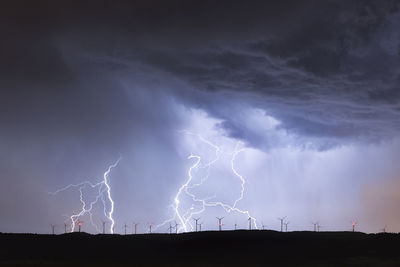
102;221;106;234
193;218;200;232
51;224;56;235
123;223;128;235
351;221;357;232
248;217;252;230
278;217;286;232
78;220;83;233
64;223;68;234
148;223;153;234
261;222;266;230
216;217;224;231
312;222;318;232
284;221;289;232
174;221;179;234
133;222;139;234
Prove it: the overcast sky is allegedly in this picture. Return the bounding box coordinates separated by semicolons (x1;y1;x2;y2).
1;0;400;234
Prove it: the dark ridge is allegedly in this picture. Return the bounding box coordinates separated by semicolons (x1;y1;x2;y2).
1;230;399;266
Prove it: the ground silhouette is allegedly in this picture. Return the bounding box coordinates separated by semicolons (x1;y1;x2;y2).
1;230;399;266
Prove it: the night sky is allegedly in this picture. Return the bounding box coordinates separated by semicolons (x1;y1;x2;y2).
1;0;400;234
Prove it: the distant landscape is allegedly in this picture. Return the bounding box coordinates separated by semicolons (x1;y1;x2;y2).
2;2;400;267
1;231;399;266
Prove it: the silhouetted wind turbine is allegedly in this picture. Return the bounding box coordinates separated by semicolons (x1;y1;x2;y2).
284;221;289;232
198;222;203;232
317;223;321;232
174;221;179;234
278;217;286;232
64;223;68;234
133;222;139;234
148;222;153;233
123;223;128;235
193;218;200;232
78;220;83;233
248;217;252;230
261;222;267;230
351;221;357;232
312;222;318;232
102;221;107;234
168;223;174;234
51;224;56;235
216;217;224;231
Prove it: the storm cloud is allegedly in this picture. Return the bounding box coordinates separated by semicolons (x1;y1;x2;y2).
1;0;400;233
2;0;400;149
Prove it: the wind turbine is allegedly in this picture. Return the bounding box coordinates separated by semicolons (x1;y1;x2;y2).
193;218;200;232
284;221;289;232
174;221;179;234
277;217;286;232
78;220;83;233
132;222;139;234
311;222;318;232
317;223;321;232
64;223;68;234
51;224;56;235
248;217;252;230
168;223;174;234
261;222;267;230
351;221;357;232
216;217;224;231
123;223;128;235
148;222;153;234
102;221;107;234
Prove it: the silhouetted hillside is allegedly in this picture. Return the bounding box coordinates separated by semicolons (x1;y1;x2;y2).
1;231;399;266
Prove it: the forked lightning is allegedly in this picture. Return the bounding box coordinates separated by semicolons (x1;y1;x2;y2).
49;158;121;233
156;132;257;232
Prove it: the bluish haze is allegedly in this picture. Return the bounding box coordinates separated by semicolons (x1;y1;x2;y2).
1;0;400;234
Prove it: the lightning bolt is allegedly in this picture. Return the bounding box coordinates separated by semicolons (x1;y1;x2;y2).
49;157;122;233
103;159;121;233
156;132;258;233
172;154;201;232
231;142;247;209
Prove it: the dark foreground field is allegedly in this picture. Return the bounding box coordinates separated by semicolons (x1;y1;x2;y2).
0;231;399;266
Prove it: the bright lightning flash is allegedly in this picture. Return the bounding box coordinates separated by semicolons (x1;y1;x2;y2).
156;132;258;232
49;158;122;233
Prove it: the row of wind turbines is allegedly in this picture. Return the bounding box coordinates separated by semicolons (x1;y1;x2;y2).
50;217;365;235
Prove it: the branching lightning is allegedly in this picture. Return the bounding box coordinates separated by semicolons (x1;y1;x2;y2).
156;131;258;232
172;154;201;232
103;159;121;233
49;157;122;233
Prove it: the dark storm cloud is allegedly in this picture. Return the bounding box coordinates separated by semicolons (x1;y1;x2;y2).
154;0;400;149
1;0;400;152
71;0;400;149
